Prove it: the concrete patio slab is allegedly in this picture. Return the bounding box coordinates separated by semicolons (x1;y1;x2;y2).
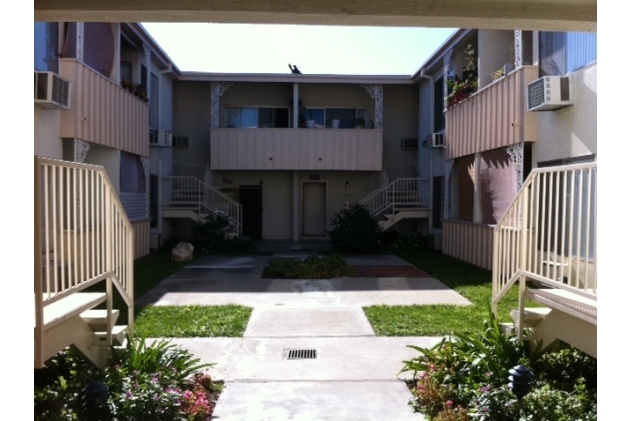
168;337;442;382
244;307;375;337
136;276;470;308
211;381;424;421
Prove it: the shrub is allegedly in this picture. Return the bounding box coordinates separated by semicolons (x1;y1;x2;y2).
35;338;221;421
380;231;428;251
329;203;381;253
263;254;355;279
191;213;259;254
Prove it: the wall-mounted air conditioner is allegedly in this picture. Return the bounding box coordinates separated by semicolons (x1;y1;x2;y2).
173;136;189;148
149;129;172;147
34;71;71;110
527;76;572;112
430;133;445;148
401;138;418;150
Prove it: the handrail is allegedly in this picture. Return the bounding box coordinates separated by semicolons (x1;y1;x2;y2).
492;162;597;316
359;177;430;218
162;175;242;236
35;156;135;355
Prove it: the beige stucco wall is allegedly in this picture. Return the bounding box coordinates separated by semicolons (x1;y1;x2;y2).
173;81;211;165
382;84;419;168
84;144;121;193
34;107;63;159
212;170;381;240
478;30;515;88
532;62;597;164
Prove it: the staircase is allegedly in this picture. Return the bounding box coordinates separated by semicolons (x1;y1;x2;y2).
359;178;430;230
35;157;134;368
492;162;596;358
162;175;242;236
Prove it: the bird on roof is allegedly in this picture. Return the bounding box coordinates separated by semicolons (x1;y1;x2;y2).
288;64;302;74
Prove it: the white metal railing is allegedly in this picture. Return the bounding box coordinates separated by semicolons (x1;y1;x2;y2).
162;176;242;236
120;192;148;221
359;178;430;219
35;157;135;362
492;162;597;327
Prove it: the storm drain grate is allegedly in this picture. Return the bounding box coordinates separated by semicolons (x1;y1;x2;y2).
284;348;318;360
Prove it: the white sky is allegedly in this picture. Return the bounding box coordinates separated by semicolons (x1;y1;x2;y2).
141;23;457;75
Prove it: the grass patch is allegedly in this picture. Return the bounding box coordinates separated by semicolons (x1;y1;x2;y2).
135;304;252;337
363;248;526;336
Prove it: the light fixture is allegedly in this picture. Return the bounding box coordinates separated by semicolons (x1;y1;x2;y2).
345;181;350;189
508;364;533;400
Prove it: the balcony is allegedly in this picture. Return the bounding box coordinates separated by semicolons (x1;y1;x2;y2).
445;65;539;160
59;59;149;157
210;128;383;171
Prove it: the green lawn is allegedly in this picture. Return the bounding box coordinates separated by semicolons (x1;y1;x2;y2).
363;248;525;336
135;304;252;337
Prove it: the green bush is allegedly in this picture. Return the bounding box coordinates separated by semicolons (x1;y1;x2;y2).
191;213;259;254
402;304;597;420
264;254;355;279
329;203;381;253
34;338;221;421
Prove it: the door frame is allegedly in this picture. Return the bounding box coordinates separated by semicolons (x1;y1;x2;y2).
300;180;328;239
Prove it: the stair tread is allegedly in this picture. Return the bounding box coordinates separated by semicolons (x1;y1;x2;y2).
81;309;120;323
93;325;128;336
41;292;107;330
526;288;597;321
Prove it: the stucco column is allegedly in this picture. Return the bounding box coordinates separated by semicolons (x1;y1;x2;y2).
293;83;299;128
507;143;524;189
444;159;454;220
142;43;152;99
210;82;233;128
362;84;383;129
293;171;300;242
141;156;150;219
473;153;482;223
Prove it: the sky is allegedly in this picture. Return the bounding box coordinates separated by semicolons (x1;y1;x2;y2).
141;23;457;75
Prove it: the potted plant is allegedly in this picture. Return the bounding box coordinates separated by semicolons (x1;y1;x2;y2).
328;114;341;128
352;118;366;128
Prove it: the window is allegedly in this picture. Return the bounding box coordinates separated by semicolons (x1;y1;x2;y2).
120;61;132;82
539;32;597;77
225;107;289;128
433;77;445;131
305;108;367;128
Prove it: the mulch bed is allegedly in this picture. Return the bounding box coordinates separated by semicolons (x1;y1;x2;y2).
352;265;429;278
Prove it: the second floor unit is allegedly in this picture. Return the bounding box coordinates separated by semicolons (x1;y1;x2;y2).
170;74;421;172
34;22;180;160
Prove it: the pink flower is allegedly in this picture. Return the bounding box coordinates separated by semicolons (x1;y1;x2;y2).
446;400;453;407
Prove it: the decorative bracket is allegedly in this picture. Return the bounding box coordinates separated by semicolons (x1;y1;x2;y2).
76;22;85;62
443;48;453;102
514;30;523;67
74;139;90;163
142;44;152;98
507;143;524;189
210;82;233;128
361;84;383;129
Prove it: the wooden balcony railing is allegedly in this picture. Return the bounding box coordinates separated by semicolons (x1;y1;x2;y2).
445;65;539;160
210;128;383;171
59;59;149;157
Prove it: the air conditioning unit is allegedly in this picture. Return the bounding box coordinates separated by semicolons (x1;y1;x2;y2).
430;133;445;148
34;71;71;110
172;136;189;148
150;130;172;147
401;138;418;150
527;76;572;112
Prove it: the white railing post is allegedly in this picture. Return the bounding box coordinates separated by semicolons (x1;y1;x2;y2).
34;158;44;366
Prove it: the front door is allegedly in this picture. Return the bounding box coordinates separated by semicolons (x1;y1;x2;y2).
240;185;262;240
302;182;327;237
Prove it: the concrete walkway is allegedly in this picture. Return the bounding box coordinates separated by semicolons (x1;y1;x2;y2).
138;250;470;421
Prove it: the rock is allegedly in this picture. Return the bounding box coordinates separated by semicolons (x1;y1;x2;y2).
171;242;194;262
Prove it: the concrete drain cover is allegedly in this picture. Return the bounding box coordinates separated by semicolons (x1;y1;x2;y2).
284;348;318;360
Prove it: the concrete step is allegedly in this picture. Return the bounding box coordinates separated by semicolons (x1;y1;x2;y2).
510;307;551;327
81;309;120;332
92;324;128;346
